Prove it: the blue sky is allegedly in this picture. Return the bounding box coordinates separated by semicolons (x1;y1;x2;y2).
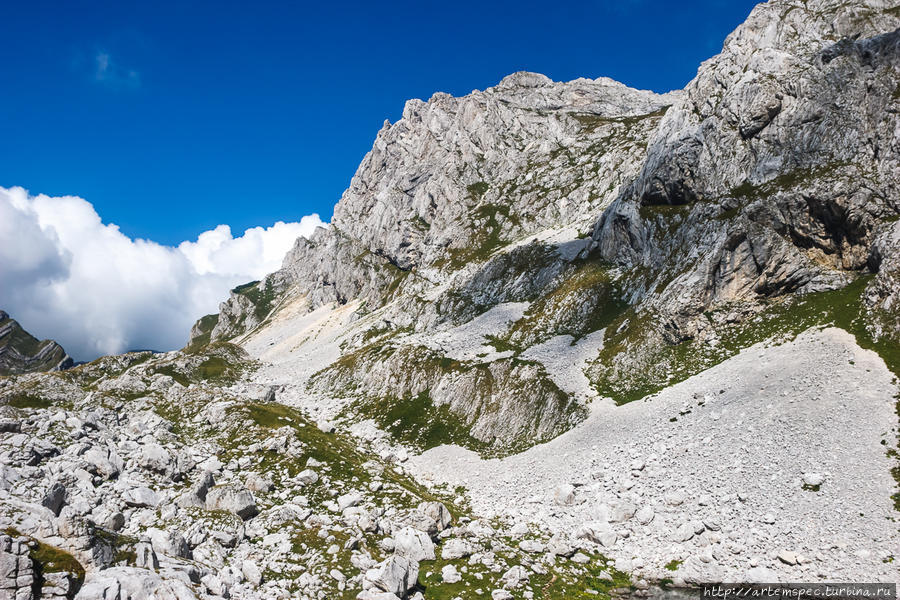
0;0;759;246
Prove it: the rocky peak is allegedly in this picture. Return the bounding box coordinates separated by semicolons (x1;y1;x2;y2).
0;310;72;375
330;72;678;273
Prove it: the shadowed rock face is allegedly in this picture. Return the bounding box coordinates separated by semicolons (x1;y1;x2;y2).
0;310;72;375
591;0;900;336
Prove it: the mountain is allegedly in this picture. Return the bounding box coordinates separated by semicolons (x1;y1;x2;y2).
0;310;72;375
1;1;899;598
193;0;900;449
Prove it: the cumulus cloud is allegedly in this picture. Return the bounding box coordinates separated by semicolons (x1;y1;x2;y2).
0;186;325;360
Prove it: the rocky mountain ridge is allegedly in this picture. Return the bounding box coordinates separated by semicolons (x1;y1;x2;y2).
193;0;900;453
2;0;900;598
0;311;72;376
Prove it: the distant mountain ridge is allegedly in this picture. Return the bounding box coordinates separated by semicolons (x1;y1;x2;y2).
0;310;73;375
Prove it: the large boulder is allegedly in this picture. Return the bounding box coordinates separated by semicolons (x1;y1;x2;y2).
393;527;435;563
205;484;259;520
364;555;419;597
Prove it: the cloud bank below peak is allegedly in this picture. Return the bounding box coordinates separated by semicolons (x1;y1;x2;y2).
0;186;325;360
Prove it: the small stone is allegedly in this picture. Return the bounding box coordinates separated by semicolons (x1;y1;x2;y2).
777;550;798;566
665;490;685;506
553;484;576;506
123;486;159;508
298;469;319;485
442;539;472;560
802;473;825;487
242;560;263;585
500;565;528;589
571;552;590;564
635;507;655;525
338;492;362;510
41;482;67;516
519;539;544;554
206;484;259;520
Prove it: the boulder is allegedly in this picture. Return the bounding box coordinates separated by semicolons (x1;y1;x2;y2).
147;527;191;559
418;501;452;531
206;484;259;520
364;555;418;596
441;538;472;560
123;486;160;508
393;527;435;562
42;481;67;516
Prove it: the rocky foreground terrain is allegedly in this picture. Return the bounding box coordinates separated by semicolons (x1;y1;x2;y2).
2;0;900;598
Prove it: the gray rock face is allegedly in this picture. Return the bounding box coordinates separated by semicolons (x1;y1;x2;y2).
309;342;584;451
331;72;678;274
0;310;72;376
0;534;34;600
191;73;677;347
592;0;900;334
189;3;900;467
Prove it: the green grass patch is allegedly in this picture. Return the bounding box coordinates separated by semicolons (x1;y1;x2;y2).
417;550;631;599
232;279;280;322
360;391;492;455
466;181;489;200
153;365;191;387
571;106;669;134
5;392;54;410
664;559;683;571
3;527;86;592
483;334;522;354
196;356;229;380
503;256;628;346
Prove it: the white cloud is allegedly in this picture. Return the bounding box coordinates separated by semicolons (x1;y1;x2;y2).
0;186;325;360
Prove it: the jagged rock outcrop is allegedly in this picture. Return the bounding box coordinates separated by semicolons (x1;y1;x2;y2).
592;0;900;330
309;343;583;453
189;72;679;446
331;72;678;273
0;311;72;376
0;532;83;600
193;73;677;346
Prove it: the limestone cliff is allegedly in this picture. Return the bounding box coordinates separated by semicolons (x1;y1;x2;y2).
192;0;900;453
